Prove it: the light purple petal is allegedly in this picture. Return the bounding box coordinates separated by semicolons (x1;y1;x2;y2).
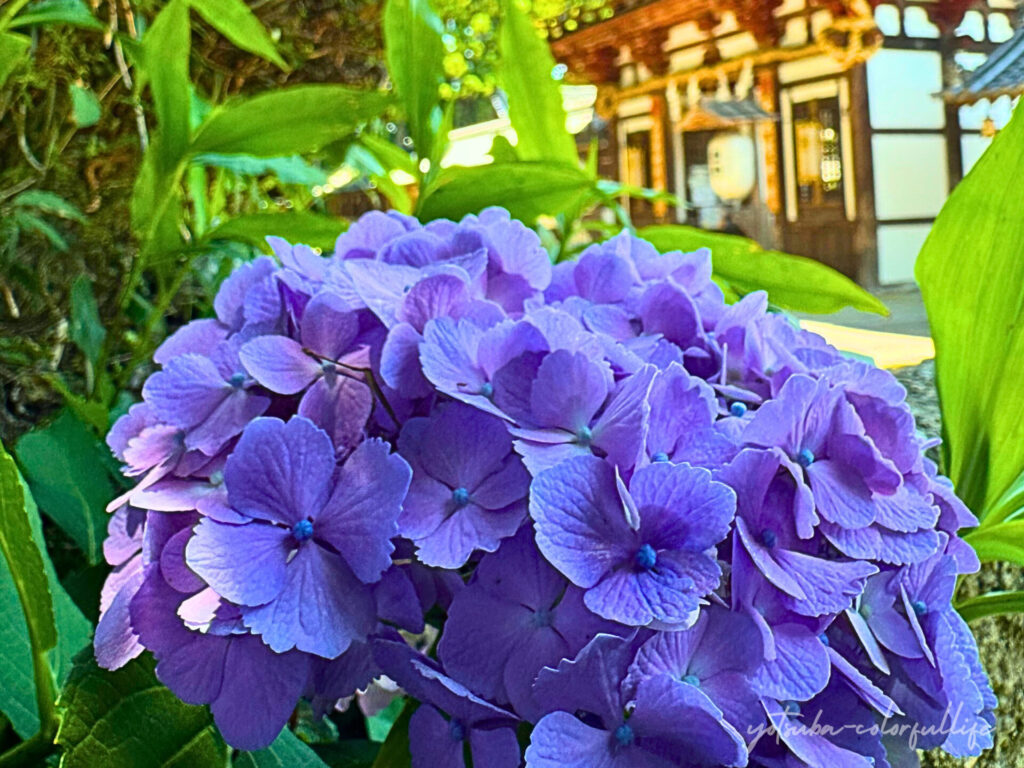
223;416;335;525
530;456;633;588
239;335;322;395
185;518;290;606
317;438;411;583
243;543;376;657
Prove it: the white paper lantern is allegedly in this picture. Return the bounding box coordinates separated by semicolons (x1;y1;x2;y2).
708;131;757;201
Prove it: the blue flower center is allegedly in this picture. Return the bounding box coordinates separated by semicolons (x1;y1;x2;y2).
682;674;700;687
796;448;815;468
911;599;927;617
320;360;335;373
448;719;466;742
531;607;553;628
292;519;314;542
760;529;777;549
729;401;748;417
819;633;830;646
860;603;873;620
634;544;657;571
209;470;224;486
782;701;801;718
575;425;593;447
228;372;246;388
451;487;471;508
652;452;670;463
478;382;494;398
613;724;634;747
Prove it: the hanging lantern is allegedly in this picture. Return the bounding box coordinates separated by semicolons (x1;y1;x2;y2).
981;116;997;138
708;131;757;201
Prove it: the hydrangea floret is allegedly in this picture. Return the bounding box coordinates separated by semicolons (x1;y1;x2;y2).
97;207;995;765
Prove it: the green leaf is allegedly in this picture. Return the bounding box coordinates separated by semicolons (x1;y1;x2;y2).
418;162;595;223
235;728;329;767
204;211;346;252
16;410;115;565
311;740;379;768
963;520;1024;565
193;153;328;186
143;0;191;173
496;0;577;166
70;275;106;367
0;31;29;88
917;103;1024;517
0;443;57;661
358;133;417;177
56;649;230;768
369;701;415;768
345;143;412;214
0;473;91;738
956;590;1024;622
383;0;445;163
7;0;104;30
13;189;86;221
190;85;391;157
70;82;101;126
366;697;404;743
12;210;69;250
638;225;888;316
187;0;287;70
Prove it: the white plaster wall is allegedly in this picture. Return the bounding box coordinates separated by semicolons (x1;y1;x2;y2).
866;49;945;130
871;134;949;220
877;224;933;284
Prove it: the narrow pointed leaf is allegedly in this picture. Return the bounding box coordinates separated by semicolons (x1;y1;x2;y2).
497;0;577;165
917;103;1024;515
639;224;888;316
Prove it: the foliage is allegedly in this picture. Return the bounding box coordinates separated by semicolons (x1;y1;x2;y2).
640;225;888;316
55;650;230;767
916;101;1024;621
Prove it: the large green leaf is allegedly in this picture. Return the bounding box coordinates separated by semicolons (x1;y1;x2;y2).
190;85;391;157
0;473;91;738
639;225;887;316
235;728;329;767
383;0;445;163
203;211;346;252
0;31;30;89
56;650;229;768
917;102;1024;516
7;0;104;30
418;162;595;223
188;0;286;70
16;410;115;564
142;0;191;174
963;520;1024;565
0;445;58;739
0;446;56;652
496;0;577;166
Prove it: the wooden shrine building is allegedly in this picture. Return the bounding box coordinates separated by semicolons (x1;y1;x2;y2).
549;0;1020;285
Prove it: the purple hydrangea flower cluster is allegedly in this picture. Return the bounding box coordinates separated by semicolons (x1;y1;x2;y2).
97;207;994;764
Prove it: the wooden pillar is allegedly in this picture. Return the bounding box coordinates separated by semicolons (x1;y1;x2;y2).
650;93;669;220
940;35;964;190
848;63;879;288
